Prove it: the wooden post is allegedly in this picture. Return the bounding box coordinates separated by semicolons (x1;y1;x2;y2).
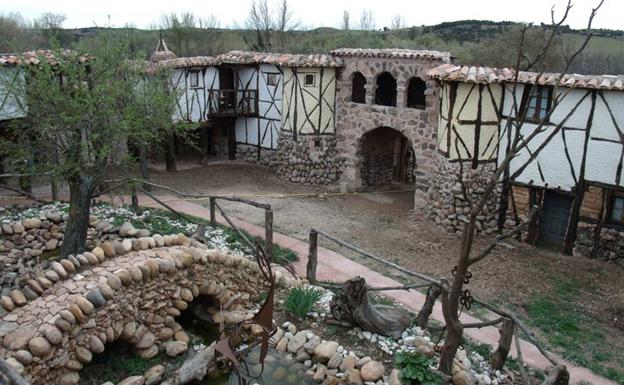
307;229;318;284
415;284;441;327
131;186;140;213
265;209;273;262
490;317;514;369
209;197;216;226
165;133;177;172
50;177;58;201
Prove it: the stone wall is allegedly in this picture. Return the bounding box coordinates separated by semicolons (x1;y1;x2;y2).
360;152;394;187
426;155;501;234
575;224;624;266
0;239;271;385
235;135;342;186
334;55;443;192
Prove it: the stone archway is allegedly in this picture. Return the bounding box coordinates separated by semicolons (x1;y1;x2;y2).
357;126;415;188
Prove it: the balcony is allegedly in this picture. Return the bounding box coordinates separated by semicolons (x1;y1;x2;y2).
207;89;258;117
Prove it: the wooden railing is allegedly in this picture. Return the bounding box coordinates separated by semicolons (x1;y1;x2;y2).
207;89;258;117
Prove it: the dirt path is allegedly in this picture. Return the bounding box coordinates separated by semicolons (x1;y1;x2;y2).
126;161;624;379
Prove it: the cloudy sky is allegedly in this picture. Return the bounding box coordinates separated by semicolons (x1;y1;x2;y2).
3;0;620;30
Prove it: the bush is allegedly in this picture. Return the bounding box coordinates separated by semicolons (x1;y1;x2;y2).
395;351;444;385
283;286;323;318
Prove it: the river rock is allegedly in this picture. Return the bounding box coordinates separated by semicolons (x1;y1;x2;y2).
43;326;63;345
75;295;94;314
145;364;165;385
90;335;105;353
86;288;107;308
9;290;27;306
28;336;52;357
361;360;385;381
389;369;402;385
135;331;156;349
452;370;474;385
75;346;93;363
58;371;80;385
166;341;188;357
118;376;145;385
314;341;339;363
119;222;138;237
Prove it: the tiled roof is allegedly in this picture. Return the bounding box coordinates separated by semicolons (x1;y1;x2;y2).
0;50;91;67
216;51;344;67
154;56;217;69
428;64;624;91
330;48;452;63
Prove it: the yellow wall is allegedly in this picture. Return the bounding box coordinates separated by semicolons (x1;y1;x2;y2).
438;82;501;161
282;67;336;135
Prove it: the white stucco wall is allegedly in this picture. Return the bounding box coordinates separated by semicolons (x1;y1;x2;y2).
171;66;218;123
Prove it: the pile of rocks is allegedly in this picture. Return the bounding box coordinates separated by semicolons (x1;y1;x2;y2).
360;153;395;187
426;156;501;235
272;322;388;384
236;144;280;168
276;136;344;186
574;223;624;266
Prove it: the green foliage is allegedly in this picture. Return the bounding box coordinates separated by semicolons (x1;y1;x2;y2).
220;226;298;265
462;337;492;359
395;351;444;385
283;286;323;318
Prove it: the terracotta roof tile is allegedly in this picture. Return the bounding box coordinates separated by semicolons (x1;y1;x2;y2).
0;50;90;67
215;51;343;67
427;64;624;91
329;48;452;63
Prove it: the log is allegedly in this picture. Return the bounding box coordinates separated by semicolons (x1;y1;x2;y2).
264;209;273;262
307;230;318;284
416;284;441;328
330;277;411;338
541;365;569;385
490;318;514;370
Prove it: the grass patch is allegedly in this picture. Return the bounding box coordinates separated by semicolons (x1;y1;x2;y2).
283;286;324;318
220;225;298;265
519;277;623;383
369;292;396;306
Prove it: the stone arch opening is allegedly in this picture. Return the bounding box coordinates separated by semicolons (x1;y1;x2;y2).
351;71;366;103
374;72;397;107
358;126;415;187
407;77;426;109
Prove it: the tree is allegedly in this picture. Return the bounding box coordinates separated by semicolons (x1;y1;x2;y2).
436;0;604;377
0;37;177;256
341;10;350;30
358;10;376;31
390;14;406;30
0;12;34;52
245;0;300;52
34;12;69;46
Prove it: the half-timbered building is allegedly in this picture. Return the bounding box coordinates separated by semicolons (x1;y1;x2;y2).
428;64;624;263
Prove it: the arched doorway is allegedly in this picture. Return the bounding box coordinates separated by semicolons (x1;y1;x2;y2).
358;127;415;187
406;77;426;109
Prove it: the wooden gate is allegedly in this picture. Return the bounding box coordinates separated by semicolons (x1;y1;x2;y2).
539;191;573;246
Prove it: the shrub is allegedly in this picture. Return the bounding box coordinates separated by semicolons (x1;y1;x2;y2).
395;351;444;385
283;286;323;318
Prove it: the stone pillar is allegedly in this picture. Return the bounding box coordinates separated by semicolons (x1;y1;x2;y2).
365;83;375;105
396;85;407;108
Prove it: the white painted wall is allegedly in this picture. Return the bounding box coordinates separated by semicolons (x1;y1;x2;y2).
171;66;219;123
498;84;624;190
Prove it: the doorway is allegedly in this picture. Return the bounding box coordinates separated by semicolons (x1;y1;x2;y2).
539;191;573;246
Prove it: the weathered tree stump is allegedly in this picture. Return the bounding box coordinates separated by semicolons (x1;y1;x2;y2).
541;365;570;385
330;277;411;338
415;284;441;327
490;318;514;370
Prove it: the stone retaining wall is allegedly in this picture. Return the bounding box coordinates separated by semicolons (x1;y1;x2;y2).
574;224;624;266
0;239;271;385
426;156;501;234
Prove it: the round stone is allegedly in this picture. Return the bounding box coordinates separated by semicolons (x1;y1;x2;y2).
9;290;27;306
28;336;52;357
101;242;115;258
75;296;95;314
97;282;115;300
122;322;136;340
360;360;385;381
115;269;133;286
144;364;165;385
84;251;100;264
158;328;174;340
50;261;68;278
165;341;187;357
68;304;85;323
137;345;159;359
60;259;76;273
0;296;15;311
129;267;143;283
14;350;33;365
137;265;151;281
106;274;123;290
75;346;93;363
43;326;63;345
59;309;77;324
86;289;107;308
90;335;105;353
58;371;80;385
55;318;72;332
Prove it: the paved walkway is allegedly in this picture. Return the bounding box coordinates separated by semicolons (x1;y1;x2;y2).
115;194;614;385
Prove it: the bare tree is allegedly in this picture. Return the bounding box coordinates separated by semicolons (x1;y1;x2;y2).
358;9;376;31
341;10;350;30
199;14;220;30
274;0;300;50
436;0;605;378
0;12;34;52
33;12;68;46
390;14;406;30
246;0;273;51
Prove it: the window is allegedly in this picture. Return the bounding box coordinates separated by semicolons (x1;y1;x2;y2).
375;72;397;107
523;85;552;121
610;195;624;225
266;73;278;86
407;77;426;109
352;72;366;104
189;70;200;88
304;74;315;87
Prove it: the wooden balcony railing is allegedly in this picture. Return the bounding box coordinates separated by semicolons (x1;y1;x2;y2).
207;89;258;117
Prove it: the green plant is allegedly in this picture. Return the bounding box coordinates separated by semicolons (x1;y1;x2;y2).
283;286;323;318
395;351;444;385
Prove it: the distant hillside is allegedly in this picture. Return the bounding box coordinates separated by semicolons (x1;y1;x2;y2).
3;19;623;74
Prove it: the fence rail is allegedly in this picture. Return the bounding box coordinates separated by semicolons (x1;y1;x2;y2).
306;227;563;383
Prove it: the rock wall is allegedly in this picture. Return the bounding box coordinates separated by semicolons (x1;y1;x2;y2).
426;155;501;234
334;55;443;191
574;224;624;266
0;239;271;385
235;135;343;186
360;152;394;187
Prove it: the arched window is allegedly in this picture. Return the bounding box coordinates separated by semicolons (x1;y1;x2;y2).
352;72;366;104
375;72;397;107
407;77;426;109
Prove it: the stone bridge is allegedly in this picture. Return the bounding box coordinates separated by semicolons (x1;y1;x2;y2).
0;234;273;385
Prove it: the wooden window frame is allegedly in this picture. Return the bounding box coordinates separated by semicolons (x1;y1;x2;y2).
607;190;624;227
188;69;201;89
521;85;553;123
303;73;316;87
266;73;278;86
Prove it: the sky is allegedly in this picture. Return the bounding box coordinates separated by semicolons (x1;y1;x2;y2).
2;0;621;30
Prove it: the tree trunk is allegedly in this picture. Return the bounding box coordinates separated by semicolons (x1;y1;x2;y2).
199;125;208;165
490;318;514;370
330;277;411;338
415;284;441;328
165;134;177;172
61;176;96;257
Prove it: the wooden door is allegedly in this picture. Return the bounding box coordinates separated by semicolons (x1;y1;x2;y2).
539;191;573;246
